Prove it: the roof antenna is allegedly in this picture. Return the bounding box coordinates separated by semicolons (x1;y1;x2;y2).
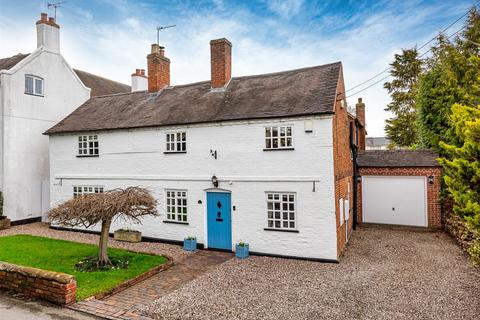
47;1;66;21
156;25;176;46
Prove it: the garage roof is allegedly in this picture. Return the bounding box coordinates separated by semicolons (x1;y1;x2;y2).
357;150;440;167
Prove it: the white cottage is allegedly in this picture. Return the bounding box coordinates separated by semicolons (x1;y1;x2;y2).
46;39;366;261
0;13;130;224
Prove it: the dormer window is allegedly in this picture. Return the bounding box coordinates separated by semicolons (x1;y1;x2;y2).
165;132;186;153
264;125;294;150
25;75;43;96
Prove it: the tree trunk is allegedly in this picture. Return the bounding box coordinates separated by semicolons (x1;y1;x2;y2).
98;217;112;266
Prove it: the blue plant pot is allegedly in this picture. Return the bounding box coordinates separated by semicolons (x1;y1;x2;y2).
183;238;197;251
235;244;249;259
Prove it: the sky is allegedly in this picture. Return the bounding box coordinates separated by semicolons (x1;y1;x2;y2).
0;0;475;136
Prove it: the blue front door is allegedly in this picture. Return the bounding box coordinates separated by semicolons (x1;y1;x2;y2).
207;192;232;250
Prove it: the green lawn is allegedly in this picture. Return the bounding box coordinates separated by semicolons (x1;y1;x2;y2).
0;234;167;300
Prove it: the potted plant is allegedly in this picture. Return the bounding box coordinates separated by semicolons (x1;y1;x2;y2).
235;241;249;259
114;228;142;243
0;192;10;230
183;236;197;251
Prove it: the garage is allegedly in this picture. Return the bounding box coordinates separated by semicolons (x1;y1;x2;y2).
357;150;442;228
362;176;426;227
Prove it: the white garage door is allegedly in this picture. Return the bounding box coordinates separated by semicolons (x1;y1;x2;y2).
362;176;427;227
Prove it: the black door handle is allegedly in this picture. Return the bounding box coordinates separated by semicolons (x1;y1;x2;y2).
216;218;223;222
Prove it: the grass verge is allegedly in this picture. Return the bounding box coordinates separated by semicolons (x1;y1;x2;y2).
0;234;167;300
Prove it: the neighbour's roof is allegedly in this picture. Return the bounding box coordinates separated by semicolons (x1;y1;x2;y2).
366;137;390;148
0;53;29;70
357;150;440;167
45;62;342;135
73;69;130;97
0;53;130;97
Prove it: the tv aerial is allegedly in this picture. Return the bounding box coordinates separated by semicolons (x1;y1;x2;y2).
156;25;176;46
47;1;66;21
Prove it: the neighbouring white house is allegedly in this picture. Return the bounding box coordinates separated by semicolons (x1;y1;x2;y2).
0;13;130;224
366;137;390;150
46;38;368;261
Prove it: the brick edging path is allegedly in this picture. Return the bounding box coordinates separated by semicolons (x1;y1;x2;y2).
69;250;233;320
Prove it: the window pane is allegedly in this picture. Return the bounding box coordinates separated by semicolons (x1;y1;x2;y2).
25;76;33;94
272;127;278;137
35;79;43;95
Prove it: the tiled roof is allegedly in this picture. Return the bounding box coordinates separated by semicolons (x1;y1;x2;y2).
45;62;342;134
357;150;440;167
0;53;130;97
0;53;29;70
73;69;130;97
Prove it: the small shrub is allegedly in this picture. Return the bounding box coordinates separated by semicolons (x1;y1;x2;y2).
445;212;480;268
237;241;247;247
75;256;129;272
467;239;480;268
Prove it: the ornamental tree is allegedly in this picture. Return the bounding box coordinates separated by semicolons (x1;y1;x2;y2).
439;104;480;231
48;187;158;266
384;48;423;148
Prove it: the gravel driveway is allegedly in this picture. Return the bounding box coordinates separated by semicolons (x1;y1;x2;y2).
144;226;480;320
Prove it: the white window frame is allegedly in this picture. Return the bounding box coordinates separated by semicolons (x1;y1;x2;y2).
73;186;104;198
25;75;44;96
164;189;188;222
264;125;294;150
266;192;297;230
77;135;99;156
165;132;186;153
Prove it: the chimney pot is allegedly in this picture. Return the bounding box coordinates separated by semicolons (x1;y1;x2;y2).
210;38;232;89
147;43;170;92
140;69;145;76
40;13;48;21
151;44;160;54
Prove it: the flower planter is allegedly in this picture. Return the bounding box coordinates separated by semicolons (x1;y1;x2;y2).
114;229;142;243
235;243;249;259
183;238;197;251
0;216;11;230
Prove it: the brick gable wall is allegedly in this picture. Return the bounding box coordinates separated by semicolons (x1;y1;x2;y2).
332;68;354;258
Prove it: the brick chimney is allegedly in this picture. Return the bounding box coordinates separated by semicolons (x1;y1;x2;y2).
210;38;232;89
147;44;170;92
36;13;60;53
131;69;147;92
356;98;366;150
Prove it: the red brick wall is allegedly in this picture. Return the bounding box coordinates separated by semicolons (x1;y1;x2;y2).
0;262;76;305
210;38;232;88
357;167;442;228
332;66;354;257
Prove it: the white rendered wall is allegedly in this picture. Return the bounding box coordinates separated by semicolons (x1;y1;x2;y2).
49;116;337;260
1;49;90;221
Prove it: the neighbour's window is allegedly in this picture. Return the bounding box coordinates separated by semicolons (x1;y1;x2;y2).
165;190;187;222
25;75;44;96
73;186;104;198
265;126;293;150
266;192;296;230
166;132;186;152
78;135;99;156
